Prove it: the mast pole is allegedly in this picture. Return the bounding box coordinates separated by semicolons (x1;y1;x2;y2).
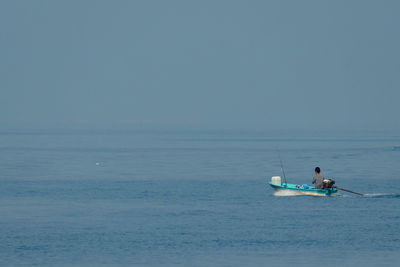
278;152;288;187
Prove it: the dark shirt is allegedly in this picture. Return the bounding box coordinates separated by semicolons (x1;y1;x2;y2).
312;174;325;189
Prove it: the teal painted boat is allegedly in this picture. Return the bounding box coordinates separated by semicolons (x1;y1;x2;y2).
269;176;338;197
269;182;338;196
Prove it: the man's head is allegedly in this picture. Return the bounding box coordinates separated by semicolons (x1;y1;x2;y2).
315;167;321;174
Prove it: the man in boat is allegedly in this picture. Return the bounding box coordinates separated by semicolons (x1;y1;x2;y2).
312;167;325;189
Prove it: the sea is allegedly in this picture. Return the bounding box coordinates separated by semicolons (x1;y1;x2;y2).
0;128;399;266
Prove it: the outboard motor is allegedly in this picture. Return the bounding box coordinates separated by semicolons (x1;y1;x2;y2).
322;178;335;189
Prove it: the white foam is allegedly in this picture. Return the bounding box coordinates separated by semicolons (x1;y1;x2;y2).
362;193;400;198
273;190;304;197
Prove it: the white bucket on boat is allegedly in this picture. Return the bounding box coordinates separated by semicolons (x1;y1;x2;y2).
271;176;282;186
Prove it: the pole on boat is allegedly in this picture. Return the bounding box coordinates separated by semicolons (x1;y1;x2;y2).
334;186;364;196
278;152;288;187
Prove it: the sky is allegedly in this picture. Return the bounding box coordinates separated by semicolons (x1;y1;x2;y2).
1;0;399;131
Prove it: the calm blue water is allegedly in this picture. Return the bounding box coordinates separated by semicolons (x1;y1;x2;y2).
1;129;399;266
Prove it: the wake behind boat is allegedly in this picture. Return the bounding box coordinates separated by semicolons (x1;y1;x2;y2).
269;176;338;197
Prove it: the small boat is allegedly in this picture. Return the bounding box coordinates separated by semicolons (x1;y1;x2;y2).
269;176;338;197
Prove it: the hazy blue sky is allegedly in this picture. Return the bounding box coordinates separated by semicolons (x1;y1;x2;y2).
1;0;399;131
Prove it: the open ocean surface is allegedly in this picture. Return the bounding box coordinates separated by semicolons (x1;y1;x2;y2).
0;128;399;266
